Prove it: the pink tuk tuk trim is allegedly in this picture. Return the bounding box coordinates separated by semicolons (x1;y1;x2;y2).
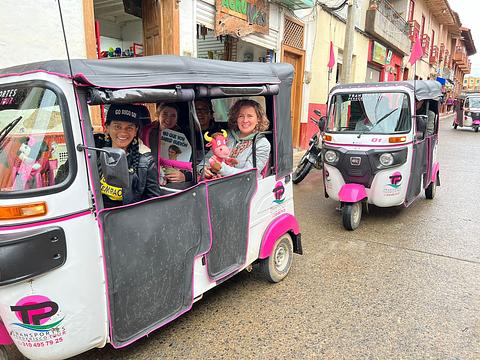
338;183;367;203
0;321;13;345
259;214;299;259
431;162;440;183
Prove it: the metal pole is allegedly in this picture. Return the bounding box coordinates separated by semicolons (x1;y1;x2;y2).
340;0;357;84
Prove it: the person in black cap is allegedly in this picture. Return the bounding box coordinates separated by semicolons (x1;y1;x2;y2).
56;104;162;208
95;103;162;208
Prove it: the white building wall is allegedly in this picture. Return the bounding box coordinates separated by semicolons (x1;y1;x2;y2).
0;0;87;69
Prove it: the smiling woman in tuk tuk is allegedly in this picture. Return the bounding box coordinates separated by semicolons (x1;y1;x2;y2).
56;103;162;207
200;99;271;178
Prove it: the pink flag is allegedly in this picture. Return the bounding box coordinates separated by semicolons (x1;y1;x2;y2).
327;41;335;70
408;34;423;65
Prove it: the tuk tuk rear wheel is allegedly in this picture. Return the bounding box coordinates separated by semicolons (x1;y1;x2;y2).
425;180;436;199
342;202;362;231
475;126;479;133
260;234;293;283
0;346;8;360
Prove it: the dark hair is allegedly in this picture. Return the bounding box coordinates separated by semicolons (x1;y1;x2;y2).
227;99;269;132
168;144;182;154
156;102;179;118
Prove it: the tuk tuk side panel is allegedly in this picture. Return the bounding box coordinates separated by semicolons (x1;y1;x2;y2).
99;184;211;347
246;176;295;264
205;170;257;281
0;214;108;360
273;70;294;179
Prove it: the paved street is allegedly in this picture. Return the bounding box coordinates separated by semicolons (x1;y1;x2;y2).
6;114;480;359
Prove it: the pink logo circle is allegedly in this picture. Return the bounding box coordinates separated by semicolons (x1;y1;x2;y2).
14;295;53;325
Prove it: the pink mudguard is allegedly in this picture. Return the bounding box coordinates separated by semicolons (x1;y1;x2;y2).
431;162;440;183
338;183;367;203
473;120;480;125
259;214;299;259
0;320;13;345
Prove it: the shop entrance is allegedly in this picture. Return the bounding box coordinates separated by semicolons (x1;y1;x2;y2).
282;45;305;148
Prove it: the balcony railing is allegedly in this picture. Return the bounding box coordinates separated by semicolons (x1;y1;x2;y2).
408;20;420;42
421;34;430;57
430;45;439;65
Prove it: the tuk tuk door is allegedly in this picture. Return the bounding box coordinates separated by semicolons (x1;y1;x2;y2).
98;169;256;347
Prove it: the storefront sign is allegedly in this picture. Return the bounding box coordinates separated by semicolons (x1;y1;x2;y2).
386;50;393;65
215;0;269;37
372;42;387;65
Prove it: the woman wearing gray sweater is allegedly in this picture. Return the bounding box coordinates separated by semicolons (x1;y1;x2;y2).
201;99;271;178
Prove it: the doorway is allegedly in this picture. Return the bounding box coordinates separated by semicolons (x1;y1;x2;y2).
281;45;305;148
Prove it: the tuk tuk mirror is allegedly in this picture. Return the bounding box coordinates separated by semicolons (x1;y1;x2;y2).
415;115;428;137
99;147;130;189
318;116;327;132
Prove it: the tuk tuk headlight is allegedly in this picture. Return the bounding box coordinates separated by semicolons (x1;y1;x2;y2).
324;150;338;164
379;153;394;166
466;111;471;117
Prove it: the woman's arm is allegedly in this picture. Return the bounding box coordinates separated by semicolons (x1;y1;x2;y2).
219;137;271;177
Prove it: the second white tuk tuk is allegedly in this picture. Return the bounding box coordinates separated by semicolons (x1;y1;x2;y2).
323;80;442;230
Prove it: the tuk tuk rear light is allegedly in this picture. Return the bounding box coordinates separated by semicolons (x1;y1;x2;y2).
323;135;332;141
0;202;48;220
379;153;394;166
388;136;406;143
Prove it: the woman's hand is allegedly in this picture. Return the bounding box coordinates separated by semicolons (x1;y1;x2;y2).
202;166;215;179
165;169;186;183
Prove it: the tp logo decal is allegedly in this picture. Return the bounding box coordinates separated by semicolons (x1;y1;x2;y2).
388;172;403;188
10;295;63;332
272;181;286;204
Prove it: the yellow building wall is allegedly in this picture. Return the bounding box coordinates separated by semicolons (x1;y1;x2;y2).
308;9;370;105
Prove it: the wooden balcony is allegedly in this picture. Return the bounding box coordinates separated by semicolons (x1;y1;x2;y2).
421;34;430;57
439;43;444;62
408;20;420;42
430;45;439;65
365;0;411;54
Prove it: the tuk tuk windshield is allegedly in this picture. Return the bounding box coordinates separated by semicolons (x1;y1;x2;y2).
328;92;411;134
0;85;69;193
465;97;480;108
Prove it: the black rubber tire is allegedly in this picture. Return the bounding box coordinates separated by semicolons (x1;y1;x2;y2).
260;234;294;283
342;202;362;231
425;180;436;199
475;126;479;133
292;154;313;184
453;123;458;129
0;346;8;360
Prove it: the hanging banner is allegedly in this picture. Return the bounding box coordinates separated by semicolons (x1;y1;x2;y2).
215;0;269;37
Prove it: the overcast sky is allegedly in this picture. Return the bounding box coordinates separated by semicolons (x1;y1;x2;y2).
448;0;480;77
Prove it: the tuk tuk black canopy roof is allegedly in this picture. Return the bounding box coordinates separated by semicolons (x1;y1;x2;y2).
0;55;294;179
330;80;443;101
0;55;292;88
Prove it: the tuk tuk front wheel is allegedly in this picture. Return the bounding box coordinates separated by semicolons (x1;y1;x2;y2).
292;155;313;184
0;346;8;360
342;202;362;231
425;180;437;199
453;123;458;129
260;234;293;283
